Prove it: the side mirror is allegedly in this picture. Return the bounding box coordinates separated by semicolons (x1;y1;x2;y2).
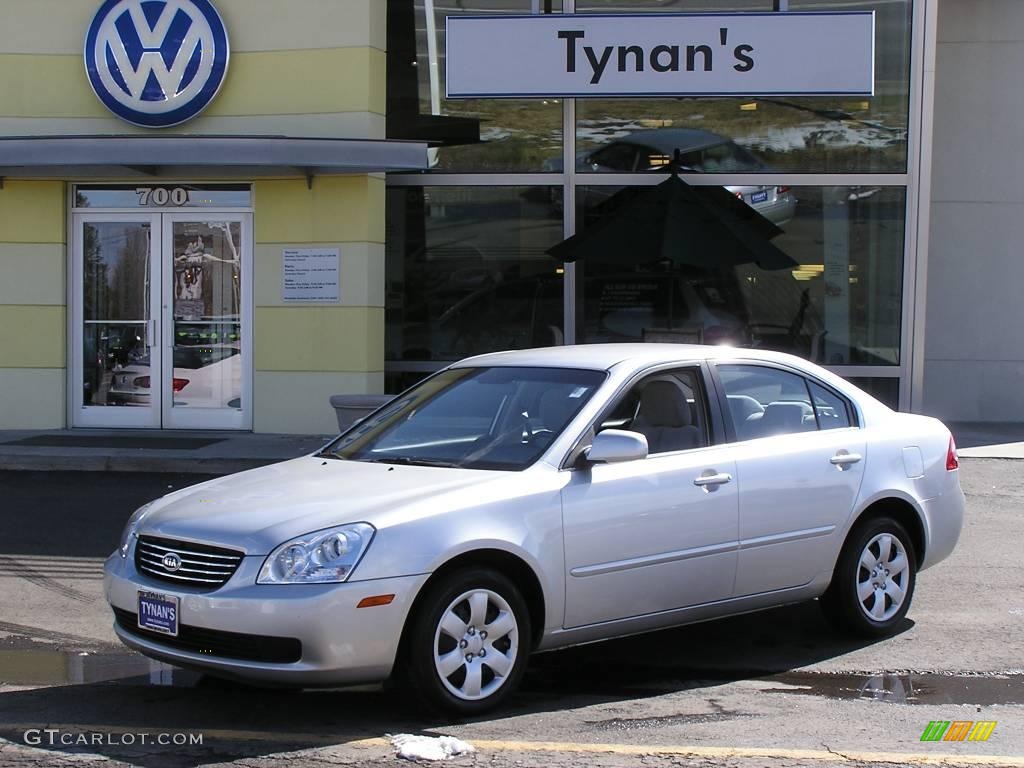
584;429;648;464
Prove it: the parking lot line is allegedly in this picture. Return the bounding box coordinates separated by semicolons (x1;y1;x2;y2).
6;726;1023;766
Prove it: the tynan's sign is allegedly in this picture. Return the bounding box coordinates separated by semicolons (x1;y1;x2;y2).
85;0;230;128
446;12;874;99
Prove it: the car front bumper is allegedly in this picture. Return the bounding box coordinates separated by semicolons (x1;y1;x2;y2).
104;549;429;686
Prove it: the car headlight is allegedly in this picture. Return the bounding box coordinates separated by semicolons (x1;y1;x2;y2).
118;502;154;558
257;523;375;584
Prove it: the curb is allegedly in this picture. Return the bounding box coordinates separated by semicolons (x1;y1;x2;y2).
0;455;283;474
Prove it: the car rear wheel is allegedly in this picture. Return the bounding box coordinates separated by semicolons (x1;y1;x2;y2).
405;568;531;716
821;516;917;638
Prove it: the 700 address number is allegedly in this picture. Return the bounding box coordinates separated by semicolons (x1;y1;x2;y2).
136;187;189;207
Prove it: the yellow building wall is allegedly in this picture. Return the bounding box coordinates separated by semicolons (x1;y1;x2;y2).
0;181;66;429
252;177;385;435
0;1;388;432
0;0;387;139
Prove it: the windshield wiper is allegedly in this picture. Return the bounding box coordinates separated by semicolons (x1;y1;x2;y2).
363;456;462;468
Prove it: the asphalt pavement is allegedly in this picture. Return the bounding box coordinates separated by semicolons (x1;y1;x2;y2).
0;462;1021;768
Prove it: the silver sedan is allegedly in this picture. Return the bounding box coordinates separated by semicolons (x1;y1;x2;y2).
104;345;964;715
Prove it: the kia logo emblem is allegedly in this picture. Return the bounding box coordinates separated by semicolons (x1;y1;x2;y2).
162;552;182;572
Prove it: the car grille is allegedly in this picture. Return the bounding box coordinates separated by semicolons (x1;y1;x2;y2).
112;608;302;664
135;535;243;590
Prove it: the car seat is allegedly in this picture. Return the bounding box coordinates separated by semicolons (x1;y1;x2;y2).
631;380;702;453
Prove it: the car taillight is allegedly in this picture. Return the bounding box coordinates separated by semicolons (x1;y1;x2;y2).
946;436;959;471
777;185;791;194
132;376;150;388
172;378;190;393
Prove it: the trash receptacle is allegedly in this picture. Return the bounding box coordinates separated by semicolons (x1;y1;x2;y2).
329;394;393;433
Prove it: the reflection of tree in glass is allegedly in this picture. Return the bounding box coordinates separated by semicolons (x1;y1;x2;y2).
173;223;240;320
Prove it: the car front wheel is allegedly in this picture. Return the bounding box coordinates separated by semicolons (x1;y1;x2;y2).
405;568;531;716
822;516;917;638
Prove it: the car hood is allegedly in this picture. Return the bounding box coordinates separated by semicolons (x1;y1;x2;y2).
137;456;506;555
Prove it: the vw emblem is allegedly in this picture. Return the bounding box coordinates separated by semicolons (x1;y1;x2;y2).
161;552;183;572
84;0;230;128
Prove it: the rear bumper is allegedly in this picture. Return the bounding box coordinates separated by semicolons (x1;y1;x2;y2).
919;480;965;571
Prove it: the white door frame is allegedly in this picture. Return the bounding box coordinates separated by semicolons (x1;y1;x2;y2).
70;211;253;430
71;212;163;429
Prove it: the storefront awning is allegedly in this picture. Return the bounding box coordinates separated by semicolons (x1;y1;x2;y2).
0;135;429;180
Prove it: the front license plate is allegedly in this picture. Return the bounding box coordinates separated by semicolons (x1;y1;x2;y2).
751;190;769;204
138;591;179;637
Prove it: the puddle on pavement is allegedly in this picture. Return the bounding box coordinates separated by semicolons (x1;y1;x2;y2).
763;671;1024;706
3;648;1024;709
0;648;194;687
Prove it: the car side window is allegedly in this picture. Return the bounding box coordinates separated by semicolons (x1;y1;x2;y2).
808;381;853;430
718;364;817;440
599;368;709;454
587;143;638;171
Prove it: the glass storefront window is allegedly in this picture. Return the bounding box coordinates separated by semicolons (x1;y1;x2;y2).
847;377;900;411
387;0;564;172
386;186;564;392
575;184;905;366
575;1;912;174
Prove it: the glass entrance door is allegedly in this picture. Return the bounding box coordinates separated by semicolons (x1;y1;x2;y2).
73;214;162;428
72;212;251;430
161;214;249;430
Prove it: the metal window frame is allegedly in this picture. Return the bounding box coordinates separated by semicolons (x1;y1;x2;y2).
385;0;926;408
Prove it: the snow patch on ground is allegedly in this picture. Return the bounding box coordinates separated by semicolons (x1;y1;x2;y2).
390;734;476;761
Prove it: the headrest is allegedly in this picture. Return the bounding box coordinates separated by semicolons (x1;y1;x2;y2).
638;380;692;428
538;389;577;429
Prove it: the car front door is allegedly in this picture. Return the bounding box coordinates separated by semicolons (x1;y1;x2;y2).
560;366;739;629
714;363;867;596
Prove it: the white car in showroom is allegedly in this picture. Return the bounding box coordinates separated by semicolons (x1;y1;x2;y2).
105;345;964;715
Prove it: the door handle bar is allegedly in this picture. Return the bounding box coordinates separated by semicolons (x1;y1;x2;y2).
830;453;863;466
693;473;732;487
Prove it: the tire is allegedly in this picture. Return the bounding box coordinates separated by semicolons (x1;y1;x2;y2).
404;568;531;716
821;516;917;638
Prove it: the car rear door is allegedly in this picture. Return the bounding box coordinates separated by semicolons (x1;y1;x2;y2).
713;363;867;596
560;365;739;628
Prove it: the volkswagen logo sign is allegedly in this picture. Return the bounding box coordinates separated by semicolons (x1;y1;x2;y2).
161;552;183;572
84;0;230;128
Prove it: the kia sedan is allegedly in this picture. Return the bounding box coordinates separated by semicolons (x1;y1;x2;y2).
105;345;964;715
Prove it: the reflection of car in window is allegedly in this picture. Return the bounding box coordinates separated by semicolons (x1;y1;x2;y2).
545;128;798;226
106;320;242;409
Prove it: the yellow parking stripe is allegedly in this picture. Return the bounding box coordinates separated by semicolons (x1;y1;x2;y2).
5;726;1023;767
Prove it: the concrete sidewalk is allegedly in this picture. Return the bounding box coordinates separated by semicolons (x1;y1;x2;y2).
0;421;1022;475
0;429;331;474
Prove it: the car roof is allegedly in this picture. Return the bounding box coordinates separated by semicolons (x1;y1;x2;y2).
453;344;815;374
610;128;731;153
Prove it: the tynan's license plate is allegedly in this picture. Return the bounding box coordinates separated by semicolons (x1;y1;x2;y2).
138;591;179;637
751;190;769;204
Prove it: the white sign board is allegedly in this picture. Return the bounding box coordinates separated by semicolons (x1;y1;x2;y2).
282;248;340;303
447;12;874;98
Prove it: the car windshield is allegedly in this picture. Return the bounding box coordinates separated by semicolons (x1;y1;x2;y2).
324;366;606;471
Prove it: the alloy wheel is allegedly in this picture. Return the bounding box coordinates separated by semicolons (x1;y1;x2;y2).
432;588;519;701
856;532;911;622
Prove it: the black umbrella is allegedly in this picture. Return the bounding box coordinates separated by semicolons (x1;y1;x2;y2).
547;160;797;271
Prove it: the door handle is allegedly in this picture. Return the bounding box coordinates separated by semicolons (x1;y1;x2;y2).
693;472;732;488
830;452;863;468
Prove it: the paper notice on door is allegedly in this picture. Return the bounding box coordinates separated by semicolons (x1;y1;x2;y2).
282;248;341;303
